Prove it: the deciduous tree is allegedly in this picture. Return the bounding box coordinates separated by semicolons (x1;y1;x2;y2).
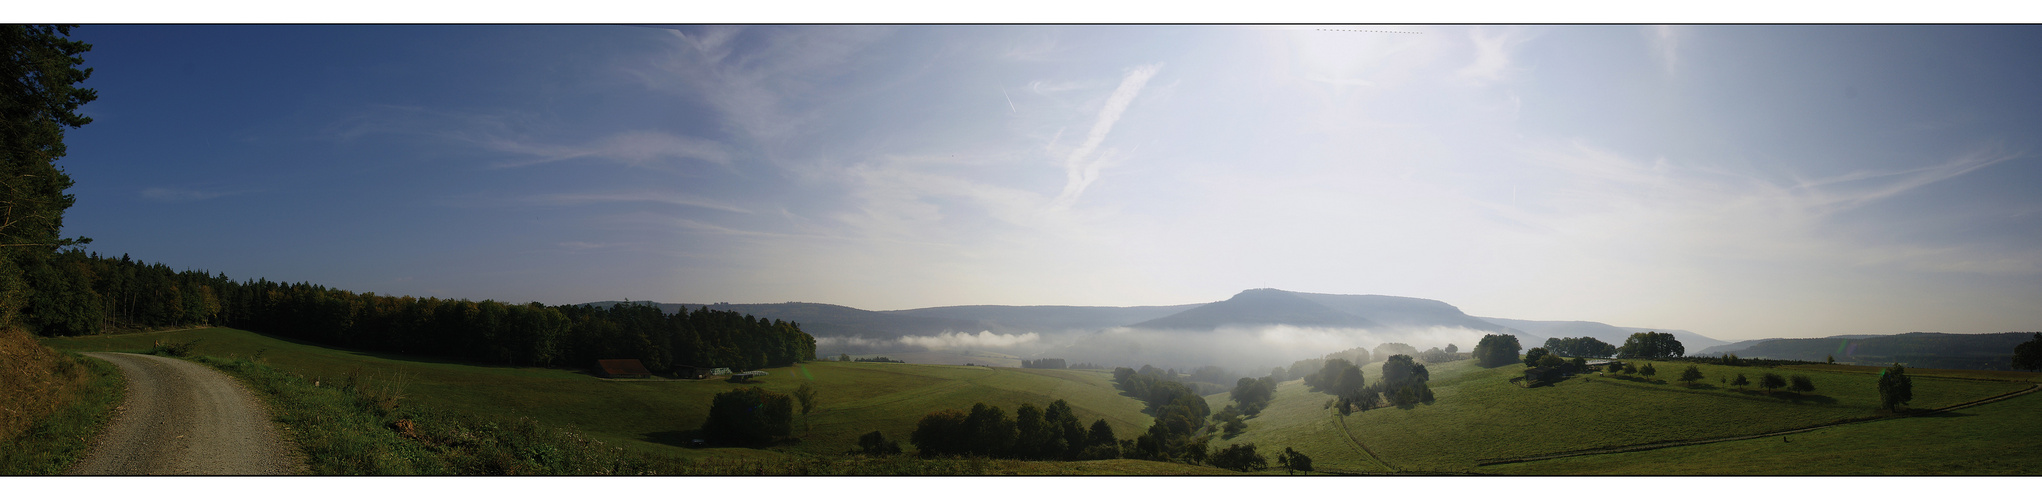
1278;447;1313;475
1877;364;1913;411
1759;373;1786;394
1472;334;1523;368
1679;365;1704;385
2013;333;2042;371
1617;331;1685;359
1790;375;1815;392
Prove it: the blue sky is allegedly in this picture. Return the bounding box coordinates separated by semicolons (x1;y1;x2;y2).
56;25;2042;341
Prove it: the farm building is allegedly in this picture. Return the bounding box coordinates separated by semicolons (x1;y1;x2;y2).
593;359;653;378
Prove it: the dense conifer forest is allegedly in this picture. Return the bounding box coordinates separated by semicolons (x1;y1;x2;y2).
19;249;816;371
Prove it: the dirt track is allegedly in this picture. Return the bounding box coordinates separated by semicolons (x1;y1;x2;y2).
69;353;302;475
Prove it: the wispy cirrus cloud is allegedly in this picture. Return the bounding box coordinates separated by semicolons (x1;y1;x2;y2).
1052;63;1162;210
1789;143;2023;214
482;130;733;169
642;26;893;145
525;190;753;214
1515;140;2029;275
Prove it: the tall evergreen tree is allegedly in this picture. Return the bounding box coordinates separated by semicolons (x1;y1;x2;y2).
2;25;96;328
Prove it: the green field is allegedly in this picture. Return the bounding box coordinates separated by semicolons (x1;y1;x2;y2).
1207;358;2040;474
46;328;2042;475
42;328;1153;462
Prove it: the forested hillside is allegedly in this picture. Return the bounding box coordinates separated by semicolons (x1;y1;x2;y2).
22;249;816;372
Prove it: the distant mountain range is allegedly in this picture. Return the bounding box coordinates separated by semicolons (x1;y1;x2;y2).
586;289;1731;368
1694;332;2038;370
586;292;2033;372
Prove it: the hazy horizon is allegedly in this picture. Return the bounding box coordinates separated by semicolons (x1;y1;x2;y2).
57;25;2042;342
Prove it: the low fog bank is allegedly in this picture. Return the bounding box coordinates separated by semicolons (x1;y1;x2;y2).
815;324;1502;375
1039;325;1499;374
815;329;1068;356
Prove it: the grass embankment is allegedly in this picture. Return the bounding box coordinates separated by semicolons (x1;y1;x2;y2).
43;328;1182;474
1489;368;2042;474
1207;358;2036;474
0;327;125;474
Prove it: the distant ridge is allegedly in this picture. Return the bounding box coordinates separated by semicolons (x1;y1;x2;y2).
1130;288;1380;330
887;304;1200;333
1292;292;1524;335
580;289;1724;359
1699;332;2036;370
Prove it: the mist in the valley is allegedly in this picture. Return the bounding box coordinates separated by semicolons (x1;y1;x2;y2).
1040;325;1493;374
820;324;1495;375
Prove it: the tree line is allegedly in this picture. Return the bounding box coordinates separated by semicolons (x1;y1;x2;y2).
1111;366;1217;463
1303;355;1434;411
19;250;816;372
907;399;1121;460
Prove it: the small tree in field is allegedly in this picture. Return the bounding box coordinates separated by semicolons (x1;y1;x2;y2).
1759;373;1787;394
1679;366;1704;386
1639;363;1657;377
1790;375;1815;393
1277;447;1314;475
1731;373;1750;387
1877;364;1914;411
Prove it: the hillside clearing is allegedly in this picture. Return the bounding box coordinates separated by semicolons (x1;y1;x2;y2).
41;328;1152;461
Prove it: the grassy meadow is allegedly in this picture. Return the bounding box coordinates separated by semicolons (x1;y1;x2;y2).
41;327;1153;462
1206;358;2039;474
41;327;2042;475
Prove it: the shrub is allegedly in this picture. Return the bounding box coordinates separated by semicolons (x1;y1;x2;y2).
855;430;902;456
1790;375;1815;392
911;409;970;457
701;386;794;446
1209;443;1268;472
1679;366;1704;385
1639;363;1657;377
1731;373;1750;387
147;339;203;357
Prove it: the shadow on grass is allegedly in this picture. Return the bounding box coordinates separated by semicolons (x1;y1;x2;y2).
244;329;525;371
642;429;706;448
1725;388;1839;404
1914;410;1976;419
1606;374;1668;385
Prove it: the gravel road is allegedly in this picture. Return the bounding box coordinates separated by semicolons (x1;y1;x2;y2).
69;353;304;475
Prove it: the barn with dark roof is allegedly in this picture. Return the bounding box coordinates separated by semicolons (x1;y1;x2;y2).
594;359;652;378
